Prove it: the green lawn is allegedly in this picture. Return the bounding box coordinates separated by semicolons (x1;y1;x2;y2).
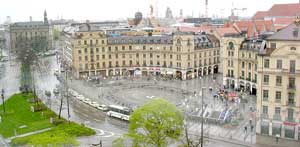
0;93;54;138
0;93;96;146
11;122;95;146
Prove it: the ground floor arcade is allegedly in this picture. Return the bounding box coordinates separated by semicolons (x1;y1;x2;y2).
75;65;219;80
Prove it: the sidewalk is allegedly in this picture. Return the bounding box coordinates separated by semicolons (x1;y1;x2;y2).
256;135;300;147
5;127;53;143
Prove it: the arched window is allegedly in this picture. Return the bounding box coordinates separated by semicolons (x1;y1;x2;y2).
290;47;296;51
177;39;181;45
228;42;234;50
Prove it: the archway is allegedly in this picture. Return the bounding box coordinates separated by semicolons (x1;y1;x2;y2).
213;65;218;73
198;68;202;77
175;71;182;80
252;84;257;95
109;69;114;76
208;66;212;74
203;67;207;75
186;71;192;80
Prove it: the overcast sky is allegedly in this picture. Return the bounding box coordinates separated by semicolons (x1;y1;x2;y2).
0;0;298;23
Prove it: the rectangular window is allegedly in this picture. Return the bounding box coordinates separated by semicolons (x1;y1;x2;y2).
290;60;296;73
263;75;269;85
277;60;282;69
122;60;125;66
276;76;282;86
287;109;293;120
96;55;99;60
78;50;82;54
242;62;245;68
275;107;280;115
288;93;295;105
102;55;105;59
264;59;269;68
263;90;269;101
263;106;268;114
143;54;146;58
270;43;276;49
122;54;125;58
102;47;105;52
122;46;125;50
288;77;295;89
248;63;251;70
275;91;281;102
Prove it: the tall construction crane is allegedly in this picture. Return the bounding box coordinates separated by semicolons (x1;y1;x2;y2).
205;0;208;18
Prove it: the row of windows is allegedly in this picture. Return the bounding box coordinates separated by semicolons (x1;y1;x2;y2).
262;105;294;120
79;61;187;69
263;75;295;88
78;54;218;64
241;62;257;71
264;59;296;73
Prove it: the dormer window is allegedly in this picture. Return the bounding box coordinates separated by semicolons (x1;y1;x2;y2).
228;42;234;50
270;43;276;49
291;47;296;51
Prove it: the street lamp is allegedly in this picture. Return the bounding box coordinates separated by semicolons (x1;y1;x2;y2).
1;89;5;113
200;87;206;147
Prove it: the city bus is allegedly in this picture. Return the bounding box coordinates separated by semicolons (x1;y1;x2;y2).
106;105;132;121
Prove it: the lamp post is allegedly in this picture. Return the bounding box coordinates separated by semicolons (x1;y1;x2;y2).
200;87;206;147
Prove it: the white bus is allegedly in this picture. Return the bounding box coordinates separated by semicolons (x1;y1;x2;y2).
106;105;132;121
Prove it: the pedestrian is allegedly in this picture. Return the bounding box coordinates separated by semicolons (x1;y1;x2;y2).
244;126;247;133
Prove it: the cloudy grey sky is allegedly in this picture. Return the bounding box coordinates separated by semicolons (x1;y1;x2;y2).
0;0;298;23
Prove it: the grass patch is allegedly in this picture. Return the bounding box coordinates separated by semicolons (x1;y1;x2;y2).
0;93;95;146
0;93;54;138
11;122;95;146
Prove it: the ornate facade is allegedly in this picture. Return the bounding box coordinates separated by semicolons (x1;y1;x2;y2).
62;24;221;80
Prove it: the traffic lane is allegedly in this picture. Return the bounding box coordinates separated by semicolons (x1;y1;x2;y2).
70;97;128;132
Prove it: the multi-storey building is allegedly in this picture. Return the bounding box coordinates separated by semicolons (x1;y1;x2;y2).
223;18;300;141
222;35;262;95
9;11;52;54
256;19;300;141
62;23;221;80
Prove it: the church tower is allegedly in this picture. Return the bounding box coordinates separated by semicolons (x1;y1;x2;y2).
44;10;48;24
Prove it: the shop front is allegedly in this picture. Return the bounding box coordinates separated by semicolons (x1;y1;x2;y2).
261;120;269;135
272;122;282;136
284;122;296;139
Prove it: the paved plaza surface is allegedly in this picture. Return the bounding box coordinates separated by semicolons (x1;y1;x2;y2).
2;53;296;147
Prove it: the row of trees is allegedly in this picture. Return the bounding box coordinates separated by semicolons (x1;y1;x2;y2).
113;98;205;147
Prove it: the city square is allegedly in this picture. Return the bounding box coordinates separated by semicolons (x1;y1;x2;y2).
1;0;300;146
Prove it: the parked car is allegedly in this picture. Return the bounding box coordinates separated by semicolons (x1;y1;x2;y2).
83;98;91;104
76;95;84;101
97;104;108;111
90;101;100;108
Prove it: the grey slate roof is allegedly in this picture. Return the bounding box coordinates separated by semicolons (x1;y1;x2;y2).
107;35;173;45
267;22;300;41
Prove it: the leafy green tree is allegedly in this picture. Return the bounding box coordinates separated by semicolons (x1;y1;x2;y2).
114;98;184;147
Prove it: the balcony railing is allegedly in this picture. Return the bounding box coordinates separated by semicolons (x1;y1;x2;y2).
273;114;281;121
285;117;295;123
287;101;295;107
287;85;296;90
261;113;269;119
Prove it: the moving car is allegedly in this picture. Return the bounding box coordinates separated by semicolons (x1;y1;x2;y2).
90;101;100;108
83;98;91;104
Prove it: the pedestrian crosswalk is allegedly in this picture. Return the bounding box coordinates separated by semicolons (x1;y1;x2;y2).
187;121;255;144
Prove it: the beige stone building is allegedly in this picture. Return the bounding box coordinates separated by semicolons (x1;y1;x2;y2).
256;20;300;141
62;24;220;80
223;19;300;141
222;35;260;95
9;11;52;54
